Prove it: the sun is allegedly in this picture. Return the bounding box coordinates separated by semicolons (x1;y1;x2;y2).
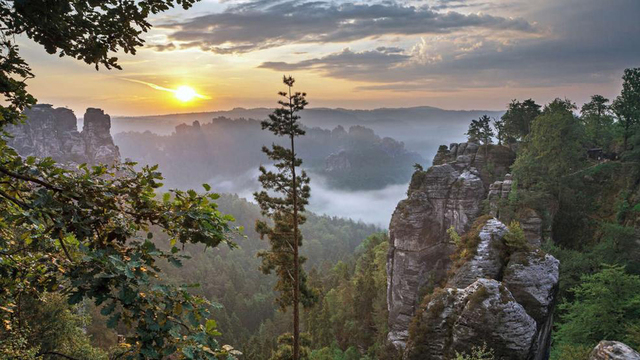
174;85;198;102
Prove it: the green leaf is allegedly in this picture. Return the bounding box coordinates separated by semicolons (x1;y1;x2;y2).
202;183;211;191
68;291;84;305
107;312;121;328
182;346;195;359
101;302;116;316
205;319;217;335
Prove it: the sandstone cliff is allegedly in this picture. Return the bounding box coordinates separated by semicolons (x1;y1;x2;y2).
387;142;559;359
387;142;514;347
7;104;120;166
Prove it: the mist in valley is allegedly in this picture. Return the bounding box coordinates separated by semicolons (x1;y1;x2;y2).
110;106;486;226
206;166;408;227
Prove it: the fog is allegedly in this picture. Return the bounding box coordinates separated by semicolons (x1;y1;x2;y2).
207;166;407;227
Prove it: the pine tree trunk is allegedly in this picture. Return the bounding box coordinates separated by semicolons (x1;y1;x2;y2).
289;90;300;360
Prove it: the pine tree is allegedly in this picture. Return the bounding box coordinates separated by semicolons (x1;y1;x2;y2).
466;115;494;146
493;118;505;145
580;95;614;149
612;68;640;151
501;99;542;142
255;75;315;360
466;115;494;158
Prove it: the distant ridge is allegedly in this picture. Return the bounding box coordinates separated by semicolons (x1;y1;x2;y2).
111;106;505;138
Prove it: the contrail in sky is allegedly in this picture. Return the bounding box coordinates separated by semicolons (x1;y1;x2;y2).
121;78;211;99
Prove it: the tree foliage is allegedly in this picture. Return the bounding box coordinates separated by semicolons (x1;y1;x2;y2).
466;115;494;146
0;0;245;358
580;95;615;150
305;234;390;359
511;98;584;193
612;68;640;150
553;265;640;353
0;153;239;358
501;99;541;142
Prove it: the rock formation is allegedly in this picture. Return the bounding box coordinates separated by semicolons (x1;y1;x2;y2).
6;104;120;166
589;341;640;360
387;141;559;359
387;142;514;347
403;217;559;360
325;150;351;172
407;279;537;360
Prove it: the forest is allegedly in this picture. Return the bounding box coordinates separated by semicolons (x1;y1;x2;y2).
114;119;422;191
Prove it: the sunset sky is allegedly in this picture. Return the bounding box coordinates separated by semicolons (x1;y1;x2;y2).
18;0;640;116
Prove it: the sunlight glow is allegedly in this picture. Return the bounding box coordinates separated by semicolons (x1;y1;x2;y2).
175;85;198;102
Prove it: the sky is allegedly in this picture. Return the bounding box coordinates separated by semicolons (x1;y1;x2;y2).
18;0;640;116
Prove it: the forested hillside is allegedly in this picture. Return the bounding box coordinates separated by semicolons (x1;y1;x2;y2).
115;119;422;190
80;194;384;359
1;0;639;359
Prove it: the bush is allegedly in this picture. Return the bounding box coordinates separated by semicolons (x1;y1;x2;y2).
455;343;495;360
503;220;528;251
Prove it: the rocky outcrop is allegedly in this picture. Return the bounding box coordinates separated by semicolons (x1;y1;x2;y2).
589;341;640;360
325;150;351;172
447;219;507;288
387;142;514;348
432;142;515;190
487;175;554;247
82;108;120;164
388;141;559;358
406;279;537;360
7;104;120;166
503;251;559;324
487;174;513;216
403;218;560;360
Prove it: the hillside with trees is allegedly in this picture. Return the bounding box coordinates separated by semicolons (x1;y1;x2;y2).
114;119;422;191
0;0;639;358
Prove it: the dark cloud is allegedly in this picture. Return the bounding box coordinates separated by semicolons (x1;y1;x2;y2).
258;0;640;90
146;42;177;52
259;48;411;81
159;1;536;54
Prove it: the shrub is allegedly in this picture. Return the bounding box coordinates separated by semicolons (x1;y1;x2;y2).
503;220;528;251
455;343;495;360
447;226;462;247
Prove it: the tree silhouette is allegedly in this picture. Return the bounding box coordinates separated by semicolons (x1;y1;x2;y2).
254;76;316;360
612;68;640;151
466;115;494;158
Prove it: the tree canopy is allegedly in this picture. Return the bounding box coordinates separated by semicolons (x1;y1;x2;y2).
0;1;245;358
501;99;542;143
511;98;584;193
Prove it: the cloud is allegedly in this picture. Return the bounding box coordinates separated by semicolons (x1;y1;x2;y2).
259;48;411;81
157;0;537;54
256;0;640;91
146;42;177;52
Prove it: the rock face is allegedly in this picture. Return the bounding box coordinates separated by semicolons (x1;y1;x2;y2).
388;141;559;359
403;218;559;360
447;219;508;289
387;142;514;347
487;176;553;247
406;279;537;360
6;104;120;166
589;341;640;360
325;150;351;172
